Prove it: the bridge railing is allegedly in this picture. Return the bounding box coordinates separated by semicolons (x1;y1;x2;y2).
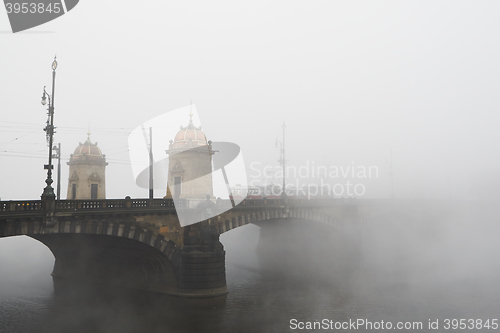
55;198;181;211
0;198;183;214
239;199;284;206
0;200;42;213
237;198;337;207
0;196;342;215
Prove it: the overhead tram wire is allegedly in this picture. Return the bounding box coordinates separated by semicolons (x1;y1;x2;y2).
0;123;134;139
0;152;48;159
54;126;134;134
0;120;44;125
0;149;145;166
0;129;44;147
0;120;134;131
0;150;142;166
0;122;147;166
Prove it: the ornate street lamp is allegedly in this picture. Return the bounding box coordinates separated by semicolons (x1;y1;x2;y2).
41;56;58;202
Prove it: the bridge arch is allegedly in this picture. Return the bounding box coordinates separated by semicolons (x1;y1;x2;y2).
0;217;181;294
214;203;364;285
0;217;180;260
215;205;343;235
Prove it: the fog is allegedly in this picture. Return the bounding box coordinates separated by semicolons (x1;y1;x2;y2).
2;1;500;201
1;1;500;331
0;236;53;297
220;201;500;329
0;199;499;332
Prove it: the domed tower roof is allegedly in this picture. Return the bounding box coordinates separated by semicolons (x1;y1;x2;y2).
171;112;207;149
68;133;107;165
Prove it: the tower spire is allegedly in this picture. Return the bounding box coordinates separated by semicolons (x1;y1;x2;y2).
189;100;194;125
187;100;195;129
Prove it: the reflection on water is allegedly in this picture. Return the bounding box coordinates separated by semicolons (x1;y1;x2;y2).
1;209;499;333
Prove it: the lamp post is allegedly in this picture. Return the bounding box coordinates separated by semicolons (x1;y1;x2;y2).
41;56;58;203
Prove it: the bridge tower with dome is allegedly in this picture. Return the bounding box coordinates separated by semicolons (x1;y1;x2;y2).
165;112;215;207
66;133;108;199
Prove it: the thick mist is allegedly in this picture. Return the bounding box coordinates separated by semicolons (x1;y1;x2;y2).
221;200;500;330
0;236;54;297
0;200;498;332
1;1;500;332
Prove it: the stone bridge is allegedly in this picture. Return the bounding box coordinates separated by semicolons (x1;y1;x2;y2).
0;197;444;297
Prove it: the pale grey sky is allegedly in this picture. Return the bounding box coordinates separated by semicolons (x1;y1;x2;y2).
1;1;499;200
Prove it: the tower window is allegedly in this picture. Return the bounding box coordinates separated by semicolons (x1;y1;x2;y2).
72;184;76;199
174;177;182;199
91;184;98;199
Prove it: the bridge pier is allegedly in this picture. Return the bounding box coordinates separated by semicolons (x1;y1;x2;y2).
174;221;227;297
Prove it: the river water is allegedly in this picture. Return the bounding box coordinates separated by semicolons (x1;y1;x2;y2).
0;207;499;333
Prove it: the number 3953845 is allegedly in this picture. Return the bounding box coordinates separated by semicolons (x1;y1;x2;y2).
5;3;61;14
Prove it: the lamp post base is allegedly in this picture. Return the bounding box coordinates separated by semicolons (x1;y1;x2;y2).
41;186;56;212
